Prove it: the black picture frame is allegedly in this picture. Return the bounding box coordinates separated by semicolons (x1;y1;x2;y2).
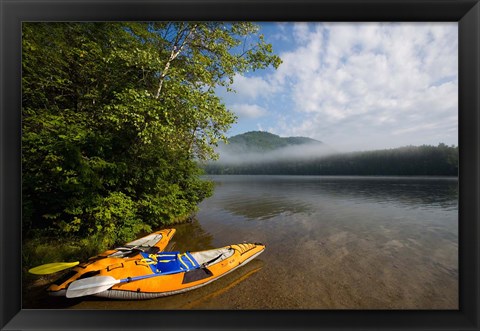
1;0;479;330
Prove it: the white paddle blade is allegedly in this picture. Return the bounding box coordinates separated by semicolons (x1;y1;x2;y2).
66;276;120;298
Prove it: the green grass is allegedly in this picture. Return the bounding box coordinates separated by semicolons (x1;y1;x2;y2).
22;235;108;272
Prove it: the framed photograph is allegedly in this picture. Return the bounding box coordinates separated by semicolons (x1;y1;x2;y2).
1;0;479;330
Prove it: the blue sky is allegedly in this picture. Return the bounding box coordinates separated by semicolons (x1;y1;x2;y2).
217;22;458;152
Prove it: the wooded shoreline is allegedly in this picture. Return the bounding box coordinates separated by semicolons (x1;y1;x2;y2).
205;144;458;176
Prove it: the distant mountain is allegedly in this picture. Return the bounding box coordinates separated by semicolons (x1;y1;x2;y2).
211;131;329;165
223;131;323;154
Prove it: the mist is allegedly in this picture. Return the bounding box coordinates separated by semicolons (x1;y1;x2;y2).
214;142;337;165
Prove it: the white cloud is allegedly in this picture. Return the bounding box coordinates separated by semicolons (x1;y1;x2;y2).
230;74;277;99
292;23;311;44
268;22;458;150
230;103;267;118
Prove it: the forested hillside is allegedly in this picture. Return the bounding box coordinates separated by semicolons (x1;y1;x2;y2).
224;131;322;153
205;143;458;176
22;22;281;260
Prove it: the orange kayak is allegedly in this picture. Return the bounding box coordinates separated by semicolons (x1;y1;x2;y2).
47;228;176;297
47;229;265;300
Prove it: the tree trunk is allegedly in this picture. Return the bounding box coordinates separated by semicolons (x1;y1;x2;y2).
155;24;198;99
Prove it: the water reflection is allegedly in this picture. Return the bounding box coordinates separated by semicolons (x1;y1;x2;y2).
219;195;311;220
194;175;458;309
167;219;215;251
203;176;458;221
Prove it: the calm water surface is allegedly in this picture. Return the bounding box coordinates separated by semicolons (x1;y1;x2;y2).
28;175;458;309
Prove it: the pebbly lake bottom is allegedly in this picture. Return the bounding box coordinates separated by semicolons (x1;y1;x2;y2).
23;175;458;309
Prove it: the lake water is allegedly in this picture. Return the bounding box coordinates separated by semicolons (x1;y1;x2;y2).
27;175;458;309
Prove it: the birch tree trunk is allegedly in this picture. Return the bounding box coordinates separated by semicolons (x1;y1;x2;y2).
155;24;198;99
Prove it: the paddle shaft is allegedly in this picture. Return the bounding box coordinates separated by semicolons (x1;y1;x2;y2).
119;268;183;283
66;267;195;298
66;251;227;298
119;251;224;283
117;252;222;281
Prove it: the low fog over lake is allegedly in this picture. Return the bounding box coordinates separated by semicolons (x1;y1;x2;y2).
205;131;458;176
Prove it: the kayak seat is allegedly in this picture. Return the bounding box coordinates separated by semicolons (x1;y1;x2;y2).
140;251;200;274
153;252;180;273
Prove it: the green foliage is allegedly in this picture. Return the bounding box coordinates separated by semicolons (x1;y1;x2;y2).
22;22;280;248
91;192;150;246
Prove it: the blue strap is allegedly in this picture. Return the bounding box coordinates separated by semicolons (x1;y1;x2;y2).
185;251;200;268
140;252;158;273
176;251;200;271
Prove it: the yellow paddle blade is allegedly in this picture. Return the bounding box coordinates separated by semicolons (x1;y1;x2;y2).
28;261;80;275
